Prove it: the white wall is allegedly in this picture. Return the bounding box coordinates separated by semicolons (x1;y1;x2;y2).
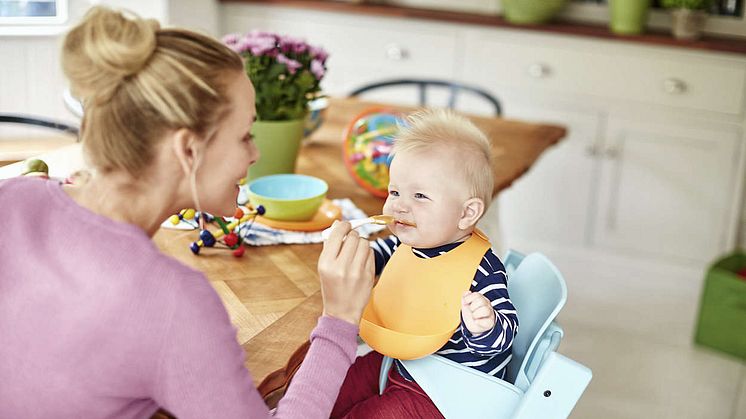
167;0;220;37
0;0;91;131
0;0;214;135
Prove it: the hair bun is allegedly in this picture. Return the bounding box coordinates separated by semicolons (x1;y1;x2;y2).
62;7;159;104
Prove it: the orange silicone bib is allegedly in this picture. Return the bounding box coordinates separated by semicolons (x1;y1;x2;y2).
360;230;491;360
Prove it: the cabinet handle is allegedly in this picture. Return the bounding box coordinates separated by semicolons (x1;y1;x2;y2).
527;63;551;79
604;147;620;159
663;78;687;94
385;44;408;61
584;144;600;157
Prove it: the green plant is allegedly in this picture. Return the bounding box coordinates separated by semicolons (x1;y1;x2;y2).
223;31;328;121
660;0;712;10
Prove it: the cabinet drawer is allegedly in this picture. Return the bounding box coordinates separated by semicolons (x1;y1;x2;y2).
222;7;458;94
465;33;746;115
320;22;458;93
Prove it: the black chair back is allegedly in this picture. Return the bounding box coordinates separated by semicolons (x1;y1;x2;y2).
349;78;502;116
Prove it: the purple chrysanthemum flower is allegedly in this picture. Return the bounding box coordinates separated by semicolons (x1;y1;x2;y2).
310;46;329;63
292;40;309;55
232;38;252;54
248;30;278;42
249;37;277;56
278;35;308;54
220;30;329;119
222;33;240;45
276;54;303;74
310;59;325;80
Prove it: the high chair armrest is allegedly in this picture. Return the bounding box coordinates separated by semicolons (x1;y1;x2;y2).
525;321;563;382
513;352;592;419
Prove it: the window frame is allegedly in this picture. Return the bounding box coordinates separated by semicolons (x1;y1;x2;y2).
0;0;68;25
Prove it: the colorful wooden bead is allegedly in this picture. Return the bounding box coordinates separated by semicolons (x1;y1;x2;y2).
224;232;239;247
199;229;216;247
232;245;245;257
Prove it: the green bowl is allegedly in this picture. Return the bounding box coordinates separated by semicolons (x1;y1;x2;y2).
247;174;328;221
502;0;568;24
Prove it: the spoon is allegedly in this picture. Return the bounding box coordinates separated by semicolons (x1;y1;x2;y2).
321;215;398;240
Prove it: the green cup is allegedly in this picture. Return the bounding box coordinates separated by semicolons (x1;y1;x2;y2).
609;0;651;35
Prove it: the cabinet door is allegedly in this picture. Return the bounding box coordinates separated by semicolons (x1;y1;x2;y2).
594;119;742;262
498;102;602;248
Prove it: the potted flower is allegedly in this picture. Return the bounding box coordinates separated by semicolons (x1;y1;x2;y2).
661;0;712;40
223;31;329;181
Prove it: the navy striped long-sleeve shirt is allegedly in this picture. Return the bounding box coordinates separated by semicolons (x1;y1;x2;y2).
370;235;518;381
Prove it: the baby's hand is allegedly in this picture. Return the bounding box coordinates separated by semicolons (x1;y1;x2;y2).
461;291;496;335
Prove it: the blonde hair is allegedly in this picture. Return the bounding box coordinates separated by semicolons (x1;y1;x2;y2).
393;109;494;211
62;6;243;176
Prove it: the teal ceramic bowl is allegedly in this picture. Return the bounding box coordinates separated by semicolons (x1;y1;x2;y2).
247;174;328;221
502;0;568;25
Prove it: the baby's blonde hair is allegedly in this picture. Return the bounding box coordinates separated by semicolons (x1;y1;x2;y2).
392;109;494;211
62;6;243;176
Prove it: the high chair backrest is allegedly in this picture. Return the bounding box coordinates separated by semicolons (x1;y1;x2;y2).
505;253;568;391
502;249;525;277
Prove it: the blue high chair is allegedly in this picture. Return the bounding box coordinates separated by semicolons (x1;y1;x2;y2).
377;251;592;418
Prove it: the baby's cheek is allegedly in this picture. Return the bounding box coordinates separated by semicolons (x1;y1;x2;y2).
382;200;393;215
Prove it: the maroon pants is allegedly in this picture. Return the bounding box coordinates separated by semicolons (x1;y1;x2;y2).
331;351;444;419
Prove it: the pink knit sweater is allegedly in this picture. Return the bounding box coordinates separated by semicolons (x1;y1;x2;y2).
0;177;358;418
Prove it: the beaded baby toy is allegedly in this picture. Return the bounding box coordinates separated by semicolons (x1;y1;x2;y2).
171;205;265;257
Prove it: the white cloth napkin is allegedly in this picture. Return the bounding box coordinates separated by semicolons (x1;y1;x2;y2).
240;198;385;246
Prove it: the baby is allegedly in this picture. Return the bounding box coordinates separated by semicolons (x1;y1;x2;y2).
332;109;518;418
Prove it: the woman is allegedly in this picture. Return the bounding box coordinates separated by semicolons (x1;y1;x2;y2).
0;6;374;418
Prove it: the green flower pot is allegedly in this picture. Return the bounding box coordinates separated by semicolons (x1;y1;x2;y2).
502;0;568;25
247;118;305;182
609;0;651;35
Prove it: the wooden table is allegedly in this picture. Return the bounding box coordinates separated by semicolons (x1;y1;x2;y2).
0;97;566;404
0;135;77;167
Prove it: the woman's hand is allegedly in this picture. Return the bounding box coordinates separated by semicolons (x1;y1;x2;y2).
461;291;496;335
317;221;375;325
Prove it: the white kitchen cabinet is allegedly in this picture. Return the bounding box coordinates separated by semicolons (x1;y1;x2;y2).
487;98;744;263
461;26;746;263
593;118;743;262
498;102;602;248
219;4;746;263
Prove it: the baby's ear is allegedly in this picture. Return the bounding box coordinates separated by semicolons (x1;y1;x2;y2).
458;197;485;230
